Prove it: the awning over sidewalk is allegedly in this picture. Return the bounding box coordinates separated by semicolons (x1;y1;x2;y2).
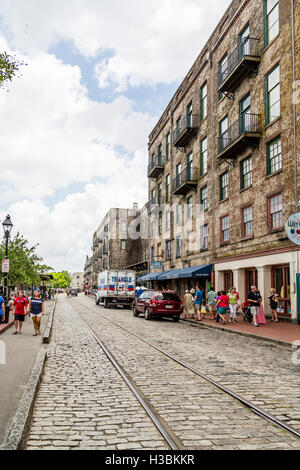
137;271;169;282
157;264;212;280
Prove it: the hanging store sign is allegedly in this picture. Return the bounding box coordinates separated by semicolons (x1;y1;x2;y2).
152;261;162;270
2;259;10;273
286;213;300;246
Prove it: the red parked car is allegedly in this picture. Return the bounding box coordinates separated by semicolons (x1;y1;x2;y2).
132;290;183;321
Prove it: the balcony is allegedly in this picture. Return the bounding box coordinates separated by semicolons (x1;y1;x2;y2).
218;113;262;159
148;155;165;178
172;166;198;196
218;38;261;94
172;114;199;148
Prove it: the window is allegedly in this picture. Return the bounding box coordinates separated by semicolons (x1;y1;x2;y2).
219;116;228;151
242;206;253;237
186;102;192;126
165;211;171;232
120;221;127;232
238;23;250;58
200;186;208;211
158;183;162;206
187;196;193;219
266;63;280;124
268;193;283;230
221;215;230;243
166;133;170;161
218;53;228;99
200;137;208;176
267;136;282;174
120;240;127;250
187;152;193;179
240;157;252;189
158;144;162;165
151;188;155;204
240;93;251;132
200;224;208;250
166;174;170;203
220;172;229;201
151;247;154;261
165;240;171;260
176;204;182;225
265;0;279;46
200;82;207;121
158;213;162;235
176;237;182;258
151;220;155;238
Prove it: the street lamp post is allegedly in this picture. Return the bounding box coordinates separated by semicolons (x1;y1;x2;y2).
2;215;13;323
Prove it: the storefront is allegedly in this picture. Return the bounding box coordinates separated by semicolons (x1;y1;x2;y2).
214;247;300;323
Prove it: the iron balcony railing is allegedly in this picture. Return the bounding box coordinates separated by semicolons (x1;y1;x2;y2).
218;37;260;87
148;155;165;176
172;114;199;144
172;166;197;192
218;113;261;153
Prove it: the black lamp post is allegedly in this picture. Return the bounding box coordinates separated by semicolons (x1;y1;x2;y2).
2;215;13;322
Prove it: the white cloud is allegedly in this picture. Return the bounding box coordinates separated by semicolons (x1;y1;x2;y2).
0;0;232;89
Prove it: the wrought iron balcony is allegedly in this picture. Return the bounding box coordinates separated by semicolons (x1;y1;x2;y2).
218;38;261;93
172;114;199;148
218;113;262;159
172;166;198;195
148;155;165;178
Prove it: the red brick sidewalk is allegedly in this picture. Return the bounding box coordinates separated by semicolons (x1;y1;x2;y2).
0;311;15;335
182;313;300;345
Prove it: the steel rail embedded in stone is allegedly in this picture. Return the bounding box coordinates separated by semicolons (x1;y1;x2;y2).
77;299;300;441
74;308;181;451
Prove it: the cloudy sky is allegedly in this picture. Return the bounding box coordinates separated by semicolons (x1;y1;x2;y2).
0;0;231;273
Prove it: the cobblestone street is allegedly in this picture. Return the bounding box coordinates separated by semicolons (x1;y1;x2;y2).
24;295;300;450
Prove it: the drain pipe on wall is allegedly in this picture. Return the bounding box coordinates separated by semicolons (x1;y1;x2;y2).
291;0;298;213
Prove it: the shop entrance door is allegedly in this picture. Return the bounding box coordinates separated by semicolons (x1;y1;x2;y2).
272;265;291;317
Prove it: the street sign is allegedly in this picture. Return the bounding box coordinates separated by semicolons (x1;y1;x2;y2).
152;261;162;270
2;259;9;273
286;213;300;246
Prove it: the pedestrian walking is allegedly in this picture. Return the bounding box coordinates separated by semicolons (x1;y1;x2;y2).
0;295;5;325
29;290;44;336
268;288;279;322
12;291;28;335
247;286;262;327
4;296;14;324
193;286;203;321
216;290;229;325
183;290;195;319
228;287;238;323
207;287;217;320
215;291;221;323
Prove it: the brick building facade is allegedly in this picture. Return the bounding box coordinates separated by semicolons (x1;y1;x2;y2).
146;0;300;322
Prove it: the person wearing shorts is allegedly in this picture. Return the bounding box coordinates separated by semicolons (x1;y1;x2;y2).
193;286;203;321
216;290;229;325
0;295;5;325
13;291;28;335
29;290;44;336
247;286;262;327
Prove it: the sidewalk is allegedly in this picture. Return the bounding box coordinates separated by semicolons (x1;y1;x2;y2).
0;301;53;444
182;313;300;346
0;311;15;335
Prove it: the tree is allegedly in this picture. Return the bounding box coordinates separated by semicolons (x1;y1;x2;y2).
0;52;26;89
50;271;72;289
0;233;52;288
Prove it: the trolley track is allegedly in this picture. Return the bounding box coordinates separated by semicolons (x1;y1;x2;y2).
74;298;300;443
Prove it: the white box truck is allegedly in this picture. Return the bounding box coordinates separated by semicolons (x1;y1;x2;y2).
95;270;136;308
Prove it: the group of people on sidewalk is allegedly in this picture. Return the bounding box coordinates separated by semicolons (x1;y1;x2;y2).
0;289;45;336
182;285;280;327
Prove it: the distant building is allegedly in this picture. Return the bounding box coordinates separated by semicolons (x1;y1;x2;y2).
71;272;84;290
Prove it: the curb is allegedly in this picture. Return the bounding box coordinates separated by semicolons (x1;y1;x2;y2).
181;318;294;349
42;298;57;344
0;346;48;450
0;319;14;335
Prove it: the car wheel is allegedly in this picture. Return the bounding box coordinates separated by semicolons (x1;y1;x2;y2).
133;305;139;317
95;299;100;305
144;308;151;321
172;316;180;322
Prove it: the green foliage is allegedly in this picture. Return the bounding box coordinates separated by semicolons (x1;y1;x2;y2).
50;271;72;289
0;52;26;89
0;233;52;287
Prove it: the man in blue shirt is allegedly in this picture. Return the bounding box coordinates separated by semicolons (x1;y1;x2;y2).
0;296;5;325
193;286;203;321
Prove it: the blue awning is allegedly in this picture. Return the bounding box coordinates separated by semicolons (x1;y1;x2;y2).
157;264;212;280
137;271;171;282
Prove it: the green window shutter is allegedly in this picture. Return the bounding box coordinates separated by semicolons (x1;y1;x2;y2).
264;0;268;47
265;73;269;125
200;146;203;176
219;175;223;201
266;142;271;175
240;161;244;190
